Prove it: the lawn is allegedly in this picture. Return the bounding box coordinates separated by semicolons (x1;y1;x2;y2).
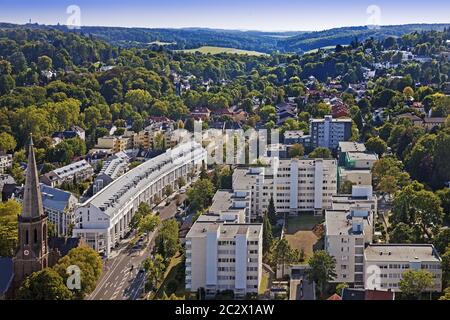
179;46;267;56
286;214;324;234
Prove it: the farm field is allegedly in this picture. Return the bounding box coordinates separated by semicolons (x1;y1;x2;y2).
179;46;268;56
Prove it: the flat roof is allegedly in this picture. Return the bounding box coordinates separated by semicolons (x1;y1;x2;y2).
82;142;203;216
338;142;366;153
209;190;249;214
365;244;441;262
347;152;378;161
325;210;371;236
186;221;262;239
284;130;305;138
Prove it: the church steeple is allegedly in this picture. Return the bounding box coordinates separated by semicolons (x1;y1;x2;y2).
21;134;45;219
13;134;49;293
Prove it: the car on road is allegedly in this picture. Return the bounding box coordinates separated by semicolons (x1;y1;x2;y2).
179;189;186;194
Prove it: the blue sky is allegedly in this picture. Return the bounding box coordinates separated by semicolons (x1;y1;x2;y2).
1;0;450;31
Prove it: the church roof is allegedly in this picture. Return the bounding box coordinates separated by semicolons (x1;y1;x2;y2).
0;257;14;296
48;237;82;257
21;135;45;219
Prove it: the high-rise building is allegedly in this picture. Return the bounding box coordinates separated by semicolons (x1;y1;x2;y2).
310;115;353;150
232;157;338;219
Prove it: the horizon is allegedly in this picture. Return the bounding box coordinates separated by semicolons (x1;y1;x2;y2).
3;20;450;33
1;0;450;32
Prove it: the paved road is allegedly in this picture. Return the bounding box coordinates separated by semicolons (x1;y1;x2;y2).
88;194;186;300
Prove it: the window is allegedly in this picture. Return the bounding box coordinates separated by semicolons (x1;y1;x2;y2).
33;229;38;244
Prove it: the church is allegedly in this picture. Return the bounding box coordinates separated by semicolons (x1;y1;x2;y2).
0;135;83;299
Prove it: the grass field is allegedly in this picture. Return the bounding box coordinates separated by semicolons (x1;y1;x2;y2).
179;46;268;56
286;214;324;234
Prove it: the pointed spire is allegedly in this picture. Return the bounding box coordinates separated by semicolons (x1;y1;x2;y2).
21;134;44;219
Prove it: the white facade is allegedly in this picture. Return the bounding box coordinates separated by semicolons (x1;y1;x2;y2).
185;219;262;298
364;244;442;293
232;158;338;219
0;154;13;174
73;142;206;256
325;186;376;286
42;159;94;187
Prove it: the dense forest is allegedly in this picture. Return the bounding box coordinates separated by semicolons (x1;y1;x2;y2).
1;22;450;53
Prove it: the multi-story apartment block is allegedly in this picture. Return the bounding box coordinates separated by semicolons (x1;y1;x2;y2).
325;186;376;286
0;153;13;174
73;142;206;256
364;244;442;293
41;160;94;187
94;136;133;153
232;157;338;219
310;115;352;150
185;217;262;298
93;152;129;195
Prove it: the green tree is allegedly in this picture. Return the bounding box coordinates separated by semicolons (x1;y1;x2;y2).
155;219;180;261
433;229;450;255
309;147;331;159
365;136;387;157
335;282;349;296
125;89;152;112
0;200;21;257
267;195;277;225
53;246;103;299
271;238;299;277
138;214;161;234
389;222;415;243
306;250;337;299
143;253;166;291
37;55;52;70
18;268;73;300
441;247;450;288
187;179;215;213
288;143;305;158
399;269;434;300
262;212;273;254
0;132;16;152
391;182;443;240
164;185;174;198
436;189;450;223
439;287;450;300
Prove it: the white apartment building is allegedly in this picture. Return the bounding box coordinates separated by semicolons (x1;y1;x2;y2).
73;142;206;256
310;115;353;150
325;186;376;286
93;152;129;195
41;159;94;187
364;244;442;293
185;219;262;298
232;157;338;219
0;154;12;174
